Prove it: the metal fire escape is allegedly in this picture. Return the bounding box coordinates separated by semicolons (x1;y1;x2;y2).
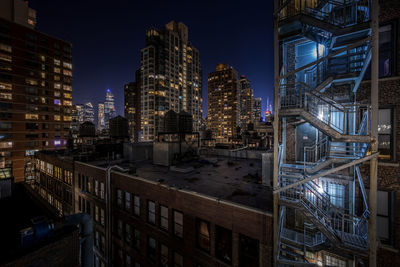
273;0;376;265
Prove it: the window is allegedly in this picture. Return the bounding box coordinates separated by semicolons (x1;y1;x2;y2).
173;252;183;267
216;225;232;264
173;210;183;237
0;82;11;90
63;62;72;69
0;122;11;129
160;244;169;267
63;100;72;106
324;254;346;267
160;205;168;230
196;219;210;253
134;229;140;250
54;115;61;121
376;190;394;245
125;192;131;211
134;195;140;216
95;205;99;222
94;180;99;196
117;189;123;208
100;182;105;199
100;208;105;226
239;234;259;267
378;108;395;161
148;200;155;224
0;93;11;100
125;223;132;244
147;236;156;263
54;59;61;66
327;183;345;209
117;219;123;238
0;141;12;148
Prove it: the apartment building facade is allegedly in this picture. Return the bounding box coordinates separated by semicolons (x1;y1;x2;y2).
140;21;202;141
239;75;254;131
207;63;239;143
0;5;72;182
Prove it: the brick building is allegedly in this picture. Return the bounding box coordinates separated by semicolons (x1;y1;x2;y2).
33;142;273;267
0;0;73;182
356;1;400;265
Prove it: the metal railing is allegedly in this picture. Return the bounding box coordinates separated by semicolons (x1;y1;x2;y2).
279;175;368;248
304;137;329;166
278;0;371;28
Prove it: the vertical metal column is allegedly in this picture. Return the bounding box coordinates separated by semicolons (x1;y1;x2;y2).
369;0;379;266
273;0;280;266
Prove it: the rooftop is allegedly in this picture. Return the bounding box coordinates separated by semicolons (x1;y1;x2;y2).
94;156;273;213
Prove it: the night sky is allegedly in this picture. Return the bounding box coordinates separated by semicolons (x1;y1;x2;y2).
29;0;274;118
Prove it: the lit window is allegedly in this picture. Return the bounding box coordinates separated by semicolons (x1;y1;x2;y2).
54;99;61;105
54;140;61;146
54;91;60;97
63;116;72;121
54;75;60;81
378;108;395;161
196;219;210;253
63;85;72;91
63;69;72;76
25;114;38;120
54;67;61;73
63;93;72;99
54;83;61;89
63;100;72;106
0;53;11;62
54;115;60;121
0;82;12;90
325;254;346;267
63;62;72;69
0;93;12;100
25;79;38;86
54;59;60;66
0;141;12;148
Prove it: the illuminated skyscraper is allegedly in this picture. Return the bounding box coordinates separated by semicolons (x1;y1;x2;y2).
0;0;72;182
97;103;105;131
104;89;116;129
207;63;239;143
75;104;84;124
83;102;94;123
239;75;254;130
253;97;262;123
140;21;202;141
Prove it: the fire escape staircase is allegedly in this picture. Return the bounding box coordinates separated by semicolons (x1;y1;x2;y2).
276;0;372;264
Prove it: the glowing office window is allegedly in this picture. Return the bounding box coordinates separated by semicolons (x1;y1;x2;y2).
25;114;38;120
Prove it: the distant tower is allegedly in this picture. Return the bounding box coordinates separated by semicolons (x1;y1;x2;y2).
97;103;105;132
239;75;254;130
75;104;84;124
83;102;95;123
124;70;141;142
253;97;262;122
207;63;239;143
104;89;116;129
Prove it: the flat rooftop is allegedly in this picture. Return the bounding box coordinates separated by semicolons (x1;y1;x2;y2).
94;156;273;213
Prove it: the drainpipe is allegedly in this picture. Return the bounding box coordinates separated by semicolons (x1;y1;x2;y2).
65;213;94;267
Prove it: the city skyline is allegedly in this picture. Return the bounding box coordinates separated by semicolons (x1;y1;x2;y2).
28;0;274;119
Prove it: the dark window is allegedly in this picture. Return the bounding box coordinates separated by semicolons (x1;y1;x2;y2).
148;200;155;224
160;205;168;230
117;220;123;238
173;210;183;237
147;236;156;263
173;252;183;267
125;223;132;244
134;228;140;250
239;234;259;267
117;189;123;208
215;225;232;264
160;244;169;267
196;219;210;253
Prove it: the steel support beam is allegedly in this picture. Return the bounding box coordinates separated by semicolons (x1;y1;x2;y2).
273;152;379;194
369;1;379;266
273;0;280;266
